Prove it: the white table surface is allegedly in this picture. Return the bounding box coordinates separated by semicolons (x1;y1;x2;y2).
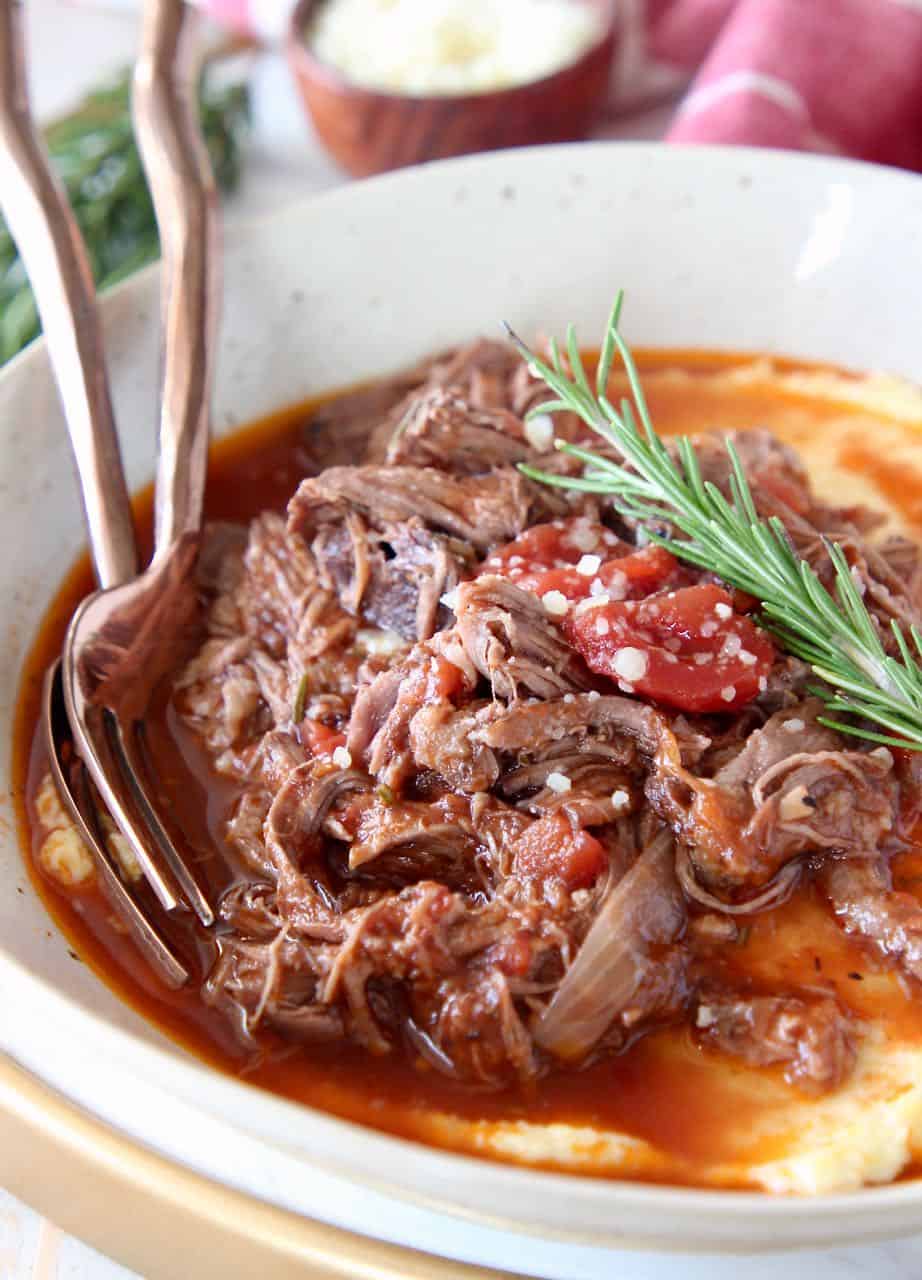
6;3;922;1277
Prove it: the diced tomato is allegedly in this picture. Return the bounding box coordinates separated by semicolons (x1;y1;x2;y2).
490;929;534;978
303;720;348;757
511;812;608;890
563;583;774;714
484;519;629;583
485;515;681;606
426;654;466;702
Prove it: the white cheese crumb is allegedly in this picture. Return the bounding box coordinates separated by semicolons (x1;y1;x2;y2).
563;693;575;704
758;675;768;692
721;633;742;658
700;620;718;637
572;594;609;616
576;553;602;577
696;1005;716;1029
565;519;599;552
357;626;409;655
870;746;894;767
541;589;569;617
610;789;631;813
783;718;805;734
546;771;572;794
587;689;601;702
332;746;353;769
611;647;649;683
589;576;608;597
617;680;635;694
714;602;733;620
524;414;555;451
595;617;610;636
738;649;757;666
720;685;737;703
605;569;628;601
779;784;815;822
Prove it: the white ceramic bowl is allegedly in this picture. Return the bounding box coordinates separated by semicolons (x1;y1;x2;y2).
3;143;922;1274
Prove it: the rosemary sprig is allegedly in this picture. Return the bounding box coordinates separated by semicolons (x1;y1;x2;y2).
509;292;922;751
0;69;249;363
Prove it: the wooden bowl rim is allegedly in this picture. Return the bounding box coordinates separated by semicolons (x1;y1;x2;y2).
286;0;619;107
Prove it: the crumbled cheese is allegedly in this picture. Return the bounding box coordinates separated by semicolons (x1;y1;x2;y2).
720;685;737;703
714;602;733;620
546;771;572;794
871;746;895;767
357;626;408;655
758;675;768;692
589;576;609;597
696;1004;716;1029
738;649;757;666
524;413;555;451
572;594;609;616
700;620;718;637
610;789;631;814
576;554;602;577
611;647;649;683
563;519;598;553
783;718;806;734
563;692;575;704
605;569;628;601
779;784;815;822
595;617;610;636
332;746;353;769
541;589;569;617
587;689;601;702
721;633;742;658
617;680;635;694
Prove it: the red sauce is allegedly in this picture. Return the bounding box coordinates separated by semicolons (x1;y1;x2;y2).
13;350;922;1187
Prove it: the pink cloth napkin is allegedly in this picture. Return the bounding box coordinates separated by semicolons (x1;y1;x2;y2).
204;0;922;171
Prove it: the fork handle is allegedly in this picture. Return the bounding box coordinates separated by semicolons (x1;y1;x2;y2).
0;0;138;590
133;0;219;561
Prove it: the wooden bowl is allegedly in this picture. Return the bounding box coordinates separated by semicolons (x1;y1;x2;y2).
286;0;618;177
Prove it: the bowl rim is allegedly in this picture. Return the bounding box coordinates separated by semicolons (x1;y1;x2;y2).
7;140;922;1256
285;0;619;106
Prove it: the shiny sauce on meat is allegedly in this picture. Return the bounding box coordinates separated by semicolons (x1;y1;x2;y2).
15;349;922;1188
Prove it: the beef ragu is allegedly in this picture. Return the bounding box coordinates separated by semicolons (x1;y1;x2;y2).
18;343;922;1187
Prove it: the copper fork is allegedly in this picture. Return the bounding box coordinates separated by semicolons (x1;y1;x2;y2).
0;0;193;982
0;0;221;941
58;0;221;928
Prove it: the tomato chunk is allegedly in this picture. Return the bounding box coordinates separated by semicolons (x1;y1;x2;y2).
303;720;347;757
485;517;680;604
563;584;774;713
511;812;608;890
484;519;628;583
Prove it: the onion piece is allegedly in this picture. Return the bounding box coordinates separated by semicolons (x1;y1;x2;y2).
675;845;801;915
534;830;683;1061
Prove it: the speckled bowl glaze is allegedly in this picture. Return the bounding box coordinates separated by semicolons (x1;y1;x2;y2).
3;145;922;1276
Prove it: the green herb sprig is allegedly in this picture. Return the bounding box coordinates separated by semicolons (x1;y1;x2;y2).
510;292;922;751
0;69;249;364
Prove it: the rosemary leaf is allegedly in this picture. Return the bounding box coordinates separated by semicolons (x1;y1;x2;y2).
0;68;249;364
510;294;922;751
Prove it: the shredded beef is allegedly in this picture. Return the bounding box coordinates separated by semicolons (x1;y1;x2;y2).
694;991;857;1092
172;338;922;1096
